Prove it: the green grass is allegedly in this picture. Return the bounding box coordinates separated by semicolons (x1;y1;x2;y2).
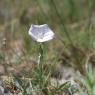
0;0;95;94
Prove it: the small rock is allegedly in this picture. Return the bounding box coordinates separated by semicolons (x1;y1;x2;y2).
0;86;4;95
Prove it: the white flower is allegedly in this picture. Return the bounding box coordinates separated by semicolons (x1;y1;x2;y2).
28;24;54;42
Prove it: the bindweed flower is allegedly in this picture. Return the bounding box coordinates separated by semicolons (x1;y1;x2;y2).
28;24;54;42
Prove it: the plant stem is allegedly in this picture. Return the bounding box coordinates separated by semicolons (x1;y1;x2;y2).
38;43;43;65
37;43;44;87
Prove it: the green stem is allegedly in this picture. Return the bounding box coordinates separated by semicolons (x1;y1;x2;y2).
37;43;44;88
38;43;43;64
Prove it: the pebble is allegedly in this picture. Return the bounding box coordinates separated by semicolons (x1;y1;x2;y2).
0;80;12;95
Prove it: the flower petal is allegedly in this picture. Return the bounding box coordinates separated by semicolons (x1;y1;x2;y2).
28;24;55;42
